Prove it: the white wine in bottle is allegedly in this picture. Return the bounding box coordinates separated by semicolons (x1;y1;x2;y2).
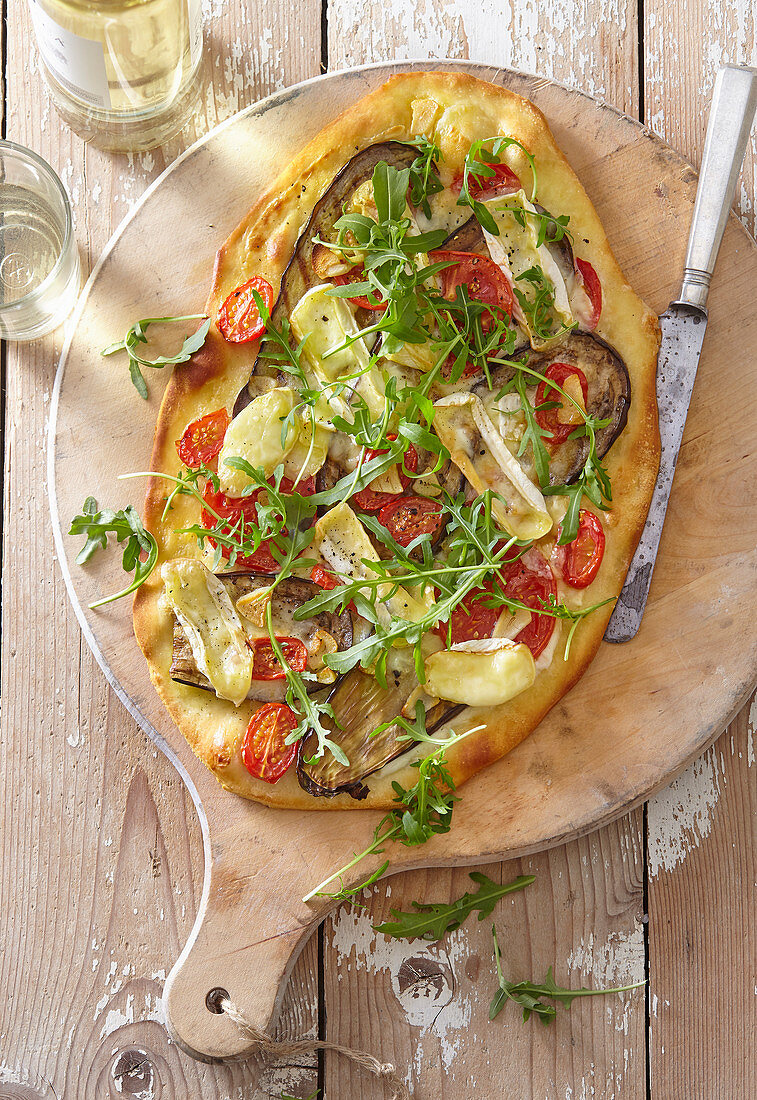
28;0;203;151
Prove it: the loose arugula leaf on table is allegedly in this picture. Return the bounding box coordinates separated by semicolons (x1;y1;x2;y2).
70;496;158;609
489;925;645;1024
373;872;535;942
102;314;211;399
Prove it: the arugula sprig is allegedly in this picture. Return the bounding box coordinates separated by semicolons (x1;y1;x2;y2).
70;496;158;609
303;718;480;903
374;872;535;941
489;925;645;1024
514;265;577;344
511;204;572;249
457;137;538;234
402;135;445;218
102;314;211;399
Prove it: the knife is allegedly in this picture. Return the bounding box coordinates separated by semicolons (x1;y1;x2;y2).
604;63;757;644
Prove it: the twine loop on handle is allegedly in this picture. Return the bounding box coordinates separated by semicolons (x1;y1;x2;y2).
219;994;412;1099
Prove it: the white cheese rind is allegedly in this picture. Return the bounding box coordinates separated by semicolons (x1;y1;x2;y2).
161;559;253;706
433;392;553;541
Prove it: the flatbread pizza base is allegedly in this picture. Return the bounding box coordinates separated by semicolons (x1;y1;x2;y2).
133;71;660;810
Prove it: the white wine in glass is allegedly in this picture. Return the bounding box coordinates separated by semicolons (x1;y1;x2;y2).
29;0;203;151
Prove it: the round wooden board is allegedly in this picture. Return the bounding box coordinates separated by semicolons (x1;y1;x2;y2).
49;60;757;1062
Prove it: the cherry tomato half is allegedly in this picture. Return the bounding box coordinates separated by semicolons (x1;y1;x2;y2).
217;276;274;343
176;408;230;469
353;436;419;513
553;509;605;589
333;266;387;311
574;258;602;330
241;703;298;783
452;162;521;201
201;483;280;573
500;548;558;659
431;249;514;327
249;637;308;680
435;583;501;646
535;362;589;447
377;496;444;548
310;564;341;590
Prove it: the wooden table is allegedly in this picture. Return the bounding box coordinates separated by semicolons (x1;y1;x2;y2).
1;3;754;1098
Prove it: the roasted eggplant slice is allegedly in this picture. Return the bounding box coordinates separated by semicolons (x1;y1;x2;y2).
478;332;631;484
297;656;460;800
169;573;352;703
233;141;429;416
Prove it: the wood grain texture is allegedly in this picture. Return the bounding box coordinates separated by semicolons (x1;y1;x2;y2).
324;814;646;1099
0;2;320;1098
327;0;639;114
643;10;757;1098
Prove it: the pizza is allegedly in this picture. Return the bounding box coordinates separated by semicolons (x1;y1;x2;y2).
133;71;660;810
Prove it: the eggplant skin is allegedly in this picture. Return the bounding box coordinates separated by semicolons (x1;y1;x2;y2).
479;331;631;485
233;141;429;417
169;572;353;703
296;662;462;800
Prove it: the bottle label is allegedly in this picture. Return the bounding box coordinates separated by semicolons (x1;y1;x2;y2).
29;0;111;109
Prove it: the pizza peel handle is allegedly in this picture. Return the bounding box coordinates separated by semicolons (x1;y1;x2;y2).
604;64;757;643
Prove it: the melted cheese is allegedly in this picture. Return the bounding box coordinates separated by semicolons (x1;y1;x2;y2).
314;502;430;625
162;559;252;706
218;387;297;497
290;284;386;419
424;638;535;706
482;190;574;346
433;392;553;540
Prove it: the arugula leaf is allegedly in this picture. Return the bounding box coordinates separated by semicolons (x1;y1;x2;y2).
402;135;445;217
512;369;552;488
70;496;158;608
373;872;535;941
102;314;211;399
457;136;538;233
489;925;645;1024
514;266;576;344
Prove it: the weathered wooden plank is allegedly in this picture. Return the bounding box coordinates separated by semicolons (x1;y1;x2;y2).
327;0;640;116
323;814;646;1098
647;709;757;1098
643;10;757;1099
0;2;321;1097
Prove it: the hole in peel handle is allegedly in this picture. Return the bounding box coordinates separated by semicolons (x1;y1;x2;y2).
161;908;320;1062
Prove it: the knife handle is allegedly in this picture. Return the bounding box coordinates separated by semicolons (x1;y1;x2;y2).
677;64;757;310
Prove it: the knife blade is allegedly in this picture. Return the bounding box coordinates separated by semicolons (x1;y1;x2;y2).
604;63;757;643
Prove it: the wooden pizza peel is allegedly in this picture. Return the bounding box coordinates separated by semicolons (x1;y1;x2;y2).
48;60;757;1061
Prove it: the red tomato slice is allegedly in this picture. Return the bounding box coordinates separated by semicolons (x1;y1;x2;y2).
217;276;274;343
574;258;602;329
333;266;387;311
500;548;557;659
377;496;443;548
176;409;230;469
553;509;605;589
535;362;589;447
201;483;280;573
310;564;341;590
435;583;501;645
249;637;308;680
431;249;514;326
241;703;298;783
353;436;419;513
452;162;521;200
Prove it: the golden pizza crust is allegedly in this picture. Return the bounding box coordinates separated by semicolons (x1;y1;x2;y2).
133;71;660;809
